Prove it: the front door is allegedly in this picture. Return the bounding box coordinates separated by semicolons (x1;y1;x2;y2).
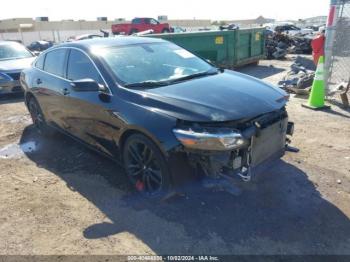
62;49;122;157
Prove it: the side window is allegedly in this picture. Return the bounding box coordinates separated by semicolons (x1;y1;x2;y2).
144;18;151;24
132;18;142;24
44;49;67;77
35;54;45;70
67;49;101;84
150;19;159;25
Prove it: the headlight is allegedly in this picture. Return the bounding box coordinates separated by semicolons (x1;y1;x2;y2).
173;127;246;151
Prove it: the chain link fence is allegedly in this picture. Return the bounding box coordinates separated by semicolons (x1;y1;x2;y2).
325;0;350;94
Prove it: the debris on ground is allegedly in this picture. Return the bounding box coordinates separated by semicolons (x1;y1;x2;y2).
278;56;316;94
266;32;291;59
266;31;313;60
289;35;313;55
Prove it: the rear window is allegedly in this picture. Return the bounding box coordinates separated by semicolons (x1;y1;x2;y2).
44;49;67;77
35;54;45;70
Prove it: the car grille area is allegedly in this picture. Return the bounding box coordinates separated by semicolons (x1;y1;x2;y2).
250;117;288;167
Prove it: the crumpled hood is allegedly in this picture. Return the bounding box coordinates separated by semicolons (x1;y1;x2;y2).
0;57;35;71
125;70;288;122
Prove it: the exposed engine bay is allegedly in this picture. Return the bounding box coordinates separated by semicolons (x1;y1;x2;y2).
174;107;294;183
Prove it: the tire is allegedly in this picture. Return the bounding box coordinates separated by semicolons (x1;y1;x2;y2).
162;28;170;33
28;97;54;136
122;134;172;195
129;29;138;35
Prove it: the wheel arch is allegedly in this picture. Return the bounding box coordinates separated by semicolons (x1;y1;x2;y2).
25;91;49;123
118;127;169;159
24;91;36;107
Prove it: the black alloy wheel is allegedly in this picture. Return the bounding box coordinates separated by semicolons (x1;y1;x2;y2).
123;134;171;194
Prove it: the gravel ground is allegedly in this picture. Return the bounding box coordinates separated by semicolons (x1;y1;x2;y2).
0;56;349;255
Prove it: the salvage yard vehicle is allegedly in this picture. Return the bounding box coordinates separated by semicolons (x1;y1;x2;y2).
0;41;36;95
27;40;54;52
21;37;293;195
270;23;313;36
112;17;171;35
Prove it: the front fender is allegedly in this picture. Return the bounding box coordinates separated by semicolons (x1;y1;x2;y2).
113;97;180;156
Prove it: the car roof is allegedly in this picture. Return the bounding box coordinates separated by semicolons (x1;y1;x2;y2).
0;41;23;46
56;36;166;52
75;34;102;39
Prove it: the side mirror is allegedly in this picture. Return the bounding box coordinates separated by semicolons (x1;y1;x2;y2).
71;79;100;92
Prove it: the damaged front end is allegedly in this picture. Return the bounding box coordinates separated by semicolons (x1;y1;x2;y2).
173;107;294;183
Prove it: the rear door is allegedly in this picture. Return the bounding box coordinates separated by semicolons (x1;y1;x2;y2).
32;48;70;129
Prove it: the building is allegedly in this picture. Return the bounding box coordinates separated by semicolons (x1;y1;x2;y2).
298;16;328;26
0;17;212;44
222;16;275;27
0;18;117;33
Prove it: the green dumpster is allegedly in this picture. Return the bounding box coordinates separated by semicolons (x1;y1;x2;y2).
145;28;265;68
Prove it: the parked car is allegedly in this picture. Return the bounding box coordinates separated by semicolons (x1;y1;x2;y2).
68;34;103;42
0;41;35;95
27;40;54;52
271;23;313;36
306;24;326;32
171;26;186;33
21;37;293;195
219;23;240;30
112;18;171;35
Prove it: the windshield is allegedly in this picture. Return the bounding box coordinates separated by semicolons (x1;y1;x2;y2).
0;42;33;61
99;42;215;86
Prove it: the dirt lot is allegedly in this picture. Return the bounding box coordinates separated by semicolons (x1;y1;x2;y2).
0;56;349;255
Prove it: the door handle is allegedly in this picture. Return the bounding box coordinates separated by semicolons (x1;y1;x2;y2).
36;78;42;85
62;88;70;95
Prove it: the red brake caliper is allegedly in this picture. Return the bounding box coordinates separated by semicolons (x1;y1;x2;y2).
135;180;145;191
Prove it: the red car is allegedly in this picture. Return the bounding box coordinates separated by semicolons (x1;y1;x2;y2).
112;18;171;35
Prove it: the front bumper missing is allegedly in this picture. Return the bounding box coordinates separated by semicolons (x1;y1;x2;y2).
203;148;285;195
183;117;294;183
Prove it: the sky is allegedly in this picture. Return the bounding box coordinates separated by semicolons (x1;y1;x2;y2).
1;0;330;21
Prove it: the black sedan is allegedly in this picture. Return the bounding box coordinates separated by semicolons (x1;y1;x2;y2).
21;37;293;195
